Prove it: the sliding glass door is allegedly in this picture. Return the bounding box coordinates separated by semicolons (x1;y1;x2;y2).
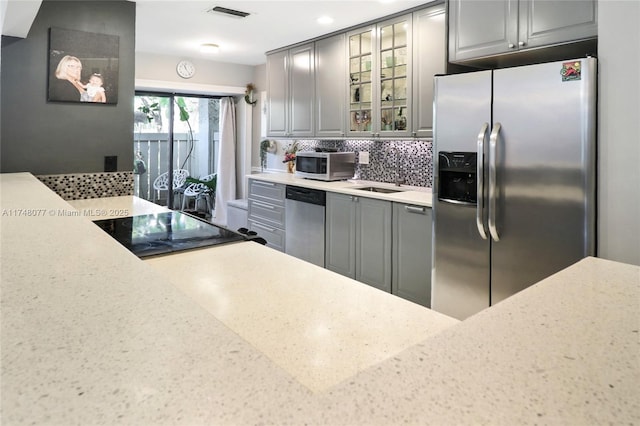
133;93;220;212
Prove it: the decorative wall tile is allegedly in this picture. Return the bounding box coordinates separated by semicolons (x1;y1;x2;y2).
270;138;434;188
37;172;134;200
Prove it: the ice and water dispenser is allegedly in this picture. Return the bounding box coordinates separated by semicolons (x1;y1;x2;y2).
437;152;477;204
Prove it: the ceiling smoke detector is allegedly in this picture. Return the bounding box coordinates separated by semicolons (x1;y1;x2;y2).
206;6;250;19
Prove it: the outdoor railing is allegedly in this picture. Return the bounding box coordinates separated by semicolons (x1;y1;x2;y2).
134;133;199;203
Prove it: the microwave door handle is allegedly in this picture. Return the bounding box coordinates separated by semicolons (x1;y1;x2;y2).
476;123;489;240
488;122;501;242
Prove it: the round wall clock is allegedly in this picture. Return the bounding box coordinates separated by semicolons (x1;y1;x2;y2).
176;60;196;79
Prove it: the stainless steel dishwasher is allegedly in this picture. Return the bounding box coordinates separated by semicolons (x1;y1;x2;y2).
285;185;326;267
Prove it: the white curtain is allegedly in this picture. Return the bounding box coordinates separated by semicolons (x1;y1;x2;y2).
214;97;237;226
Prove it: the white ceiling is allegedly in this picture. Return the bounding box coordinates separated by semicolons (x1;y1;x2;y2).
136;0;433;66
2;0;435;66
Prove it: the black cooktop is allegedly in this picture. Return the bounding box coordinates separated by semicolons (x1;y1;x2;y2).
94;211;246;258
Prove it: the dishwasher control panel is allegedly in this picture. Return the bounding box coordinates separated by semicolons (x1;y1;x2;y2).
285;186;326;206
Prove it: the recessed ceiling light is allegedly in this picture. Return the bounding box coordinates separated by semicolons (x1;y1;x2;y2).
317;16;334;25
200;43;220;53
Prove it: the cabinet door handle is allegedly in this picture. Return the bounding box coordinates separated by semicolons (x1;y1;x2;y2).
518;41;526;47
405;205;426;214
251;222;276;233
252;200;276;210
254;181;275;187
508;43;515;49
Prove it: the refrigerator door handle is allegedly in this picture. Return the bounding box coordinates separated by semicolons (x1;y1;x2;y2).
476;123;489;240
488;123;501;242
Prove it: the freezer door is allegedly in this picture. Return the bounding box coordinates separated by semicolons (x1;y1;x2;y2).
490;58;597;304
432;71;492;320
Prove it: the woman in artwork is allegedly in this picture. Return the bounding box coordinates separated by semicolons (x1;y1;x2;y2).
49;55;85;101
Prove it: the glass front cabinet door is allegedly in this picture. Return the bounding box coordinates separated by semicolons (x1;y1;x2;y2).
379;15;412;137
347;15;412;138
347;25;375;137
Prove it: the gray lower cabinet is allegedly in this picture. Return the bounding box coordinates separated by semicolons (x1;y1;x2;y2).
325;192;356;278
449;0;597;62
392;203;432;308
325;193;392;293
247;179;286;252
357;197;392;292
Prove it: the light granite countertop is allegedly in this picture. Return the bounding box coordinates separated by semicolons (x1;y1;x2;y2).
67;195;170;220
1;172;638;425
247;172;433;207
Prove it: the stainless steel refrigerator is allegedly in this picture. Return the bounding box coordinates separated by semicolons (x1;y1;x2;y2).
431;57;597;320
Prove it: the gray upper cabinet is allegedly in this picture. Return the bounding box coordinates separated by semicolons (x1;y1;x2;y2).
346;14;414;139
412;3;445;138
266;50;288;136
289;43;315;136
346;24;376;138
315;34;346;137
377;14;413;138
392;203;432;307
519;0;598;50
266;4;446;139
266;43;315;137
449;0;597;62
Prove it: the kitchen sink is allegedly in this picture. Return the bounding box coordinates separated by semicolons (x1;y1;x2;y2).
355;186;406;194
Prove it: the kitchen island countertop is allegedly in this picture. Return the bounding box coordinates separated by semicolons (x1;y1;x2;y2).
67;195;170;219
1;172;638;425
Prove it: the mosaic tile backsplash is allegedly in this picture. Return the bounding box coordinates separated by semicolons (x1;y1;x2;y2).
37;172;134;200
273;139;434;188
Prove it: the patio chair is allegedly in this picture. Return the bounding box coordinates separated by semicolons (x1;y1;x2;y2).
181;173;216;213
152;169;189;206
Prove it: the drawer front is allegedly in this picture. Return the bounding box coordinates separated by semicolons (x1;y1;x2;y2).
248;179;286;206
248;199;286;228
248;220;285;252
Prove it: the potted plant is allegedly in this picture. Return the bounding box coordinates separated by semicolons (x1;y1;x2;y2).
260;139;270;171
282;141;299;173
245;83;257;106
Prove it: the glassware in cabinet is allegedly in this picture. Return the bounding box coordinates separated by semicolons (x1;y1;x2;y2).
348;28;374;134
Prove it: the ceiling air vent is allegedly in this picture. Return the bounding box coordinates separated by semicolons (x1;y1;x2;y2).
207;6;250;18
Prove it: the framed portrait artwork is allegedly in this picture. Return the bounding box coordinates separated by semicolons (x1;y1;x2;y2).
48;27;119;104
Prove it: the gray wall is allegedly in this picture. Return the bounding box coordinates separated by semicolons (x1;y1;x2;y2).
0;0;135;174
251;63;267;170
136;51;255;88
597;0;640;266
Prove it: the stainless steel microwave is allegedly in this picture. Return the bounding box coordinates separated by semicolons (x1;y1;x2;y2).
294;151;356;181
